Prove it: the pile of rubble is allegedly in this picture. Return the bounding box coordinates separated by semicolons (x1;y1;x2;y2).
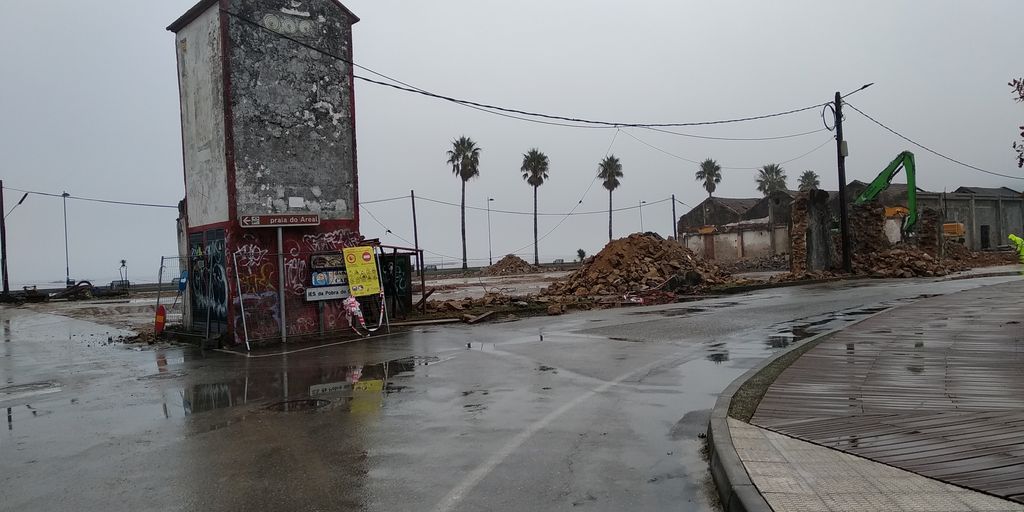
854;248;962;278
916;208;942;254
484;254;536;276
943;240;1018;266
544;233;729;297
789;192;810;273
429;292;530;313
839;204;951;277
721;254;788;274
847;204;891;256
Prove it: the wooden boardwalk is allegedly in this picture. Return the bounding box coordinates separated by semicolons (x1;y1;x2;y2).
753;281;1024;502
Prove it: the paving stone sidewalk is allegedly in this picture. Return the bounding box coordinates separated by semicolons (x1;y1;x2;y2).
730;419;1023;512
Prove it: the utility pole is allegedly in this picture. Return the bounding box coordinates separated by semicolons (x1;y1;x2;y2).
62;191;71;287
671;194;678;240
834;91;853;273
639;200;646;232
0;181;8;295
411;190;426;313
486;198;494;266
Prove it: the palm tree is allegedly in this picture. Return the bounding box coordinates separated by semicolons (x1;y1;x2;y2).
521;148;550;265
446;136;481;269
597;155;623;242
695;158;722;199
798;170;820;191
756;163;788;197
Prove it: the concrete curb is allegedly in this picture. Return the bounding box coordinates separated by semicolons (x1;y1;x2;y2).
705;305;898;512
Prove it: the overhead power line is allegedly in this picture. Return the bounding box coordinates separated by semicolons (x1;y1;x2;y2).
361;195;408;205
618;129;834;170
415;195;664;217
844;103;1024;181
5;187;178;209
358;203;458;260
224;9;829;130
644;126;828;141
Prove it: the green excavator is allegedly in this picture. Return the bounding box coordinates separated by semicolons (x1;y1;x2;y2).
853;150;917;231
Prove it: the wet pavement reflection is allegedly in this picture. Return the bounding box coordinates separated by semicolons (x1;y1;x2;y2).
1;275;1021;511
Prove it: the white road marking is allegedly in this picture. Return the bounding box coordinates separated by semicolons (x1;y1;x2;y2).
432;349;695;512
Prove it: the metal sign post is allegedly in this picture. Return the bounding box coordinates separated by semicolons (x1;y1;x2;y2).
232;252;251;351
277;227;286;343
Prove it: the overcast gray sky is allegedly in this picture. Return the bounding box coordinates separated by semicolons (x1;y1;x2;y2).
2;0;1022;283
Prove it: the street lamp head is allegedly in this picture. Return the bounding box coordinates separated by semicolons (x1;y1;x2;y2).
488;198;495;202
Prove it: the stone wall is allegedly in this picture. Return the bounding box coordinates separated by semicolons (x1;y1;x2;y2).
228;0;356;220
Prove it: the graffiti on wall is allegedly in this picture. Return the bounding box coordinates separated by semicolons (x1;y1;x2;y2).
190;230;228;332
231;227;360;344
303;228;361;253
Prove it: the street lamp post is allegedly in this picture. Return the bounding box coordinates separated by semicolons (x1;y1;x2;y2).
62;192;71;287
487;198;495;266
639;200;647;232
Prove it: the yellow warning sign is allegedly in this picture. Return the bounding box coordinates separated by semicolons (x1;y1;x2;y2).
342;246;381;297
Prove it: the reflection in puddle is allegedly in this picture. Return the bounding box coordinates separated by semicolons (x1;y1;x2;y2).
760;296;931;352
704;340;729;363
179;356;425;416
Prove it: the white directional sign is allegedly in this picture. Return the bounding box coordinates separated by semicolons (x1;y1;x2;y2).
240;214;320;228
304;285;350;301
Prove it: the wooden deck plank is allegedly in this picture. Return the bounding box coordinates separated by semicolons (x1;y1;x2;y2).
751;282;1024;503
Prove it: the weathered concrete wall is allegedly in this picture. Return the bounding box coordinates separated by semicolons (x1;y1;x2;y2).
918;194;1024;250
1004;201;1024;241
684;235;702;255
228;0;356;220
773;226;789;254
682;227;782;262
744;230;773;258
713;235;740;262
175;4;229;228
804;190;832;271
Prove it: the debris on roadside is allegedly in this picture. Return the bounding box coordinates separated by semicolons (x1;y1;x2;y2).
543;233;730;298
484;254;537;276
720;254;788;274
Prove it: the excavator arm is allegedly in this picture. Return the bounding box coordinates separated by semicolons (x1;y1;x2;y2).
853;150;917;231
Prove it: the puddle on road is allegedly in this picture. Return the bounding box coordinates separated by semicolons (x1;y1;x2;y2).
628;301;741;318
177;355;430;417
756;294;942;353
266;399;330;412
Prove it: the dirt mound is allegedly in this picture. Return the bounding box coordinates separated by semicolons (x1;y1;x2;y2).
485;254;536;276
544;233;729;296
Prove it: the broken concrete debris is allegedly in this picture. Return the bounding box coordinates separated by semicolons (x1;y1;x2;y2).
484;254;536;276
544;233;730;298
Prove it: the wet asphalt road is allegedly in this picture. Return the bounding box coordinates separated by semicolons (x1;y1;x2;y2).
1;275;1021;512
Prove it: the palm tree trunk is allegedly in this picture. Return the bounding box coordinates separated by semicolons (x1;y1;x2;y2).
533;186;539;266
704;191;712;225
461;180;467;270
608;189;613;242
